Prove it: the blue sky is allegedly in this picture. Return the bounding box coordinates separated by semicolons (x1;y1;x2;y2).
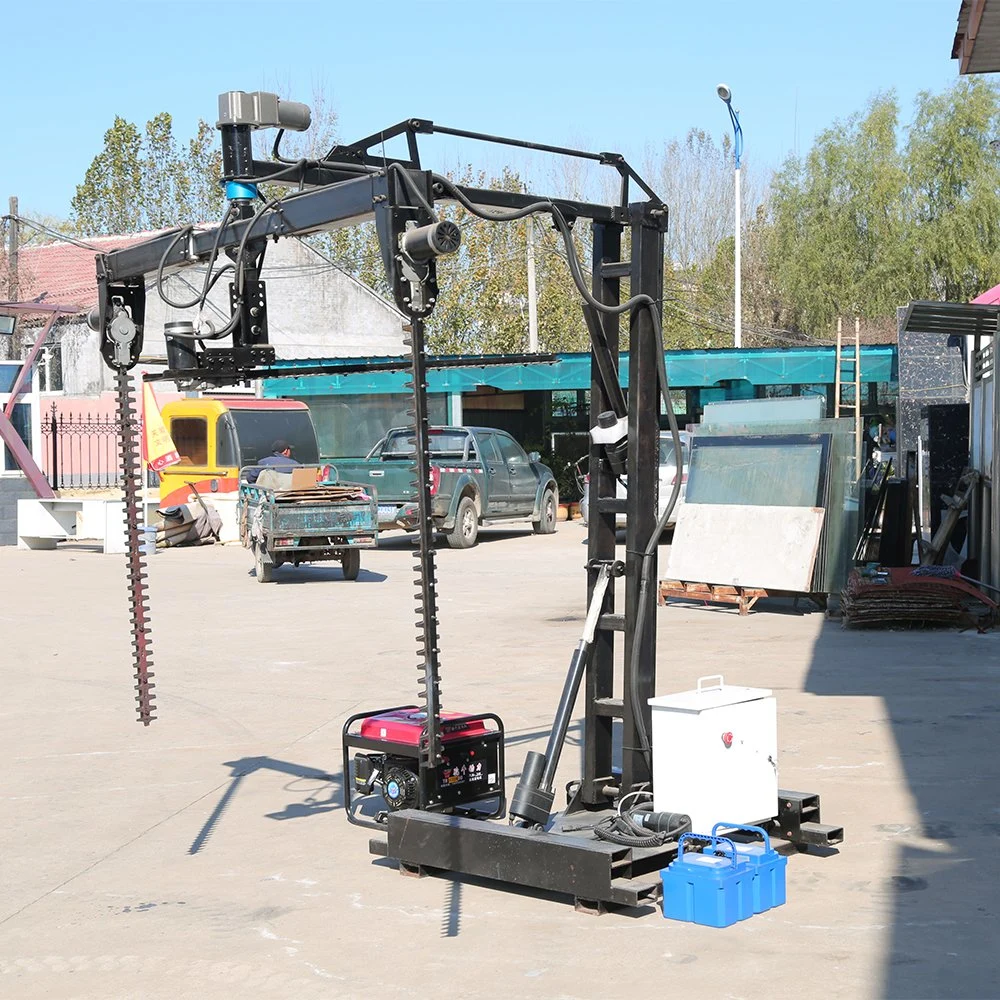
5;0;964;220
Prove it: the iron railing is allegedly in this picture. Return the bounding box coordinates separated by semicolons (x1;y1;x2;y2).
974;341;994;383
41;403;120;490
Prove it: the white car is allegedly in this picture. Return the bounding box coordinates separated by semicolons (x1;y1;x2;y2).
579;431;690;528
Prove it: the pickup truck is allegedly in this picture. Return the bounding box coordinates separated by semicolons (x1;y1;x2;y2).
334;426;558;548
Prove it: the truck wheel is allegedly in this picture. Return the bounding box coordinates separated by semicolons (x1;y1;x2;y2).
254;542;274;583
341;548;361;581
447;496;479;549
533;487;558;534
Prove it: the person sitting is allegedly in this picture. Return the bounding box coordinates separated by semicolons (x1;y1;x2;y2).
246;440;301;483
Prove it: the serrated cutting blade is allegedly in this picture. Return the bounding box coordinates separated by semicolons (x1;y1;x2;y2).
116;370;156;725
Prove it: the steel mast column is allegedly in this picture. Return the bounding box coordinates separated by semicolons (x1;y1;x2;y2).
582;221;622;804
622;209;665;793
219;121;268;353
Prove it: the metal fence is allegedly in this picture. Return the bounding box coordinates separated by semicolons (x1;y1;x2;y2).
41;403;121;490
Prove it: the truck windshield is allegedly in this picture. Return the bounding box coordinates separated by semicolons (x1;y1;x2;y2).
382;431;469;459
229;409;320;466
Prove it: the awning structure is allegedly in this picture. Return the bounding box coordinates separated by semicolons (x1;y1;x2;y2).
901;300;1000;339
953;0;1000;74
263;346;899;398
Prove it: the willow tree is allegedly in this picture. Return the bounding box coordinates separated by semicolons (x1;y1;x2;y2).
906;77;1000;302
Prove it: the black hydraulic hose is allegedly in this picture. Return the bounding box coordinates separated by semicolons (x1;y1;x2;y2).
593;803;689;848
432;172;682;770
594;817;665;849
185;193;286;344
388;163;439;218
156;204;238;312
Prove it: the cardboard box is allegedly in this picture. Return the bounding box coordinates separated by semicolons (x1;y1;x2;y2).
290;466;321;490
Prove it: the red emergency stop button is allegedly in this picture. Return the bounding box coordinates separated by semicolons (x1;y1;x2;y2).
721;731;734;748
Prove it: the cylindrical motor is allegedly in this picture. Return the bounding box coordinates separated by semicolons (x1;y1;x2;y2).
631;810;691;835
164;321;199;372
402;221;462;262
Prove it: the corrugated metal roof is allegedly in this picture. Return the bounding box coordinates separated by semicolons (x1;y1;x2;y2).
902;299;1000;337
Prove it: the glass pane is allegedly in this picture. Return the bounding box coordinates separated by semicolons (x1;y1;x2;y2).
216;413;239;467
3;402;31;471
228;409;319;466
0;363;18;393
686;438;826;507
171;417;208;466
383;430;468;458
689;419;858;593
496;434;527;465
291;394;447;459
478;433;502;463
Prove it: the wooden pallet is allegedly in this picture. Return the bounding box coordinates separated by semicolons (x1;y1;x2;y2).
658;579;770;616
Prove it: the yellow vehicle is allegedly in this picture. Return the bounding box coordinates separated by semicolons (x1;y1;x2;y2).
158;398;321;508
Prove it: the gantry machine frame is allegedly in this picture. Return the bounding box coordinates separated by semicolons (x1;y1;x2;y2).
94;94;840;911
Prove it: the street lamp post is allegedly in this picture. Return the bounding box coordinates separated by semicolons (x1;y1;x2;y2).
717;84;743;349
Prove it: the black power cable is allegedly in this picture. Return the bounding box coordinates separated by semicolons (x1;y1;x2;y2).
430;173;682;771
155;204;238;314
162;194;290;342
593;805;688;848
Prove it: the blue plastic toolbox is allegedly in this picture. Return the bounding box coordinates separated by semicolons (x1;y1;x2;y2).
712;822;787;913
659;834;754;927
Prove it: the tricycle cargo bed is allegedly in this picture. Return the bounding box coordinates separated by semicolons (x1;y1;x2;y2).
261;485;377;535
238;481;378;546
270;502;378;536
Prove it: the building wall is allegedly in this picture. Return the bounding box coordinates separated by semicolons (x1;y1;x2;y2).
0;476;38;545
58;239;407;396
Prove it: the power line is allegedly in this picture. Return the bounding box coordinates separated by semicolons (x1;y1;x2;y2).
2;215;104;253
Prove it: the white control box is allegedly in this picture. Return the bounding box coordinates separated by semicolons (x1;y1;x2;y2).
649;675;777;833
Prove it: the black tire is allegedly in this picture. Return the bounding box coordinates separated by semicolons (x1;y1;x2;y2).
254;542;274;583
447;496;479;549
341;548;361;581
532;487;558;534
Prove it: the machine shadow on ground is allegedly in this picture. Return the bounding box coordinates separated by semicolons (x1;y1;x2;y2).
374;528;545;550
804;621;999;999
188;757;343;855
253;567;388;585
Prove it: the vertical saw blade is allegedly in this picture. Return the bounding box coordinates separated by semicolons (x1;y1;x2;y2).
116;370;157;725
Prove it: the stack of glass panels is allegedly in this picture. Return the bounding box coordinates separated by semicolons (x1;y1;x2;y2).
685;418;859;594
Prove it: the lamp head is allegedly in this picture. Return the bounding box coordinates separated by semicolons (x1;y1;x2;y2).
716;83;732;103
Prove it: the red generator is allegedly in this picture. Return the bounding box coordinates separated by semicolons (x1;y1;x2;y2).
342;706;505;829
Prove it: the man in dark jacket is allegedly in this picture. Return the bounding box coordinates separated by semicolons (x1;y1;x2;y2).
246;440;301;483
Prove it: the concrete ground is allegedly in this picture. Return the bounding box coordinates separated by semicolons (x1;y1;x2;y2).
1;524;997;1000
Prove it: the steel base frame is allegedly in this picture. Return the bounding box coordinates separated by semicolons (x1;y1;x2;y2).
370;786;843;910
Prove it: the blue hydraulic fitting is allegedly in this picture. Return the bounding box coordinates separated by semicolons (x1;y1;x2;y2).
225;181;258;202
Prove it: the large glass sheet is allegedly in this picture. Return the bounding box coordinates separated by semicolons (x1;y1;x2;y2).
686;436;827;507
291;394;448;459
690;418;858;593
